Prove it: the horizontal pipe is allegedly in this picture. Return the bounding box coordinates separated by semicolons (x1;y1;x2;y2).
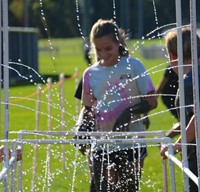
16;130;166;138
0;137;171;145
4;27;39;33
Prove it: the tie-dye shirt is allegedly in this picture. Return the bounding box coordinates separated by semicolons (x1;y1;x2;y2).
82;56;155;150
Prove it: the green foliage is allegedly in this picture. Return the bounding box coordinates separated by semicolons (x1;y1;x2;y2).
9;0;24;20
0;38;184;191
8;0;200;38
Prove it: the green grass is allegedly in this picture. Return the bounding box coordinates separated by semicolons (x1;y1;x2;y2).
0;38;184;191
38;38;87;75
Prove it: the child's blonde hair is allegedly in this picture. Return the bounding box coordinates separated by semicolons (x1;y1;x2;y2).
165;27;200;61
89;19;129;62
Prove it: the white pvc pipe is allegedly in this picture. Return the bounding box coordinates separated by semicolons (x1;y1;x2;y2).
162;160;168;192
11;142;17;192
7;131;171;192
2;0;9;142
8;26;38;33
175;0;189;191
18;130;166;137
59;73;66;170
10;137;171;145
2;0;9;191
47;78;52;188
14;132;172;192
189;1;200;191
167;144;176;192
165;151;198;187
31;84;42;192
47;78;52;132
36;84;42;133
17;135;23;192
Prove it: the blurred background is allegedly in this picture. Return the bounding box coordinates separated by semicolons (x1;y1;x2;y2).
8;0;200;39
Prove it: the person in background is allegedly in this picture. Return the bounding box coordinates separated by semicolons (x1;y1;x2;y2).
157;65;180;138
157;65;179;119
160;27;200;192
75;18;157;192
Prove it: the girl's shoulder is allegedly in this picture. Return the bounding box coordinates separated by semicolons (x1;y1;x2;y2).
121;56;144;70
121;56;143;64
83;62;99;75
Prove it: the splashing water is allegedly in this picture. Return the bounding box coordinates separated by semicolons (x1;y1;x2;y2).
39;0;56;64
1;0;194;192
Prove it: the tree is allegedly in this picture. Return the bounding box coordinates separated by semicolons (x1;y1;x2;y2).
9;0;25;26
8;0;200;38
31;0;79;37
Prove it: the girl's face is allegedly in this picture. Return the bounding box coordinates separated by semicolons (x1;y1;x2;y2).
93;35;120;67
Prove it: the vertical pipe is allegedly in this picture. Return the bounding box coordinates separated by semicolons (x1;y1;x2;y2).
31;84;42;192
3;0;9;140
175;0;189;191
11;142;17;192
189;0;200;190
168;144;176;192
47;78;52;132
2;0;9;191
36;84;42;132
59;74;66;170
162;160;168;192
18;133;23;191
47;78;52;188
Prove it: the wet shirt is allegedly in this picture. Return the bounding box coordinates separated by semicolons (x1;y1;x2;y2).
176;65;200;120
82;56;155;133
161;66;179;119
175;65;200;156
184;66;200;109
163;66;178;95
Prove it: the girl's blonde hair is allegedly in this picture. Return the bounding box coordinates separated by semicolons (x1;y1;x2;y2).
89;19;129;62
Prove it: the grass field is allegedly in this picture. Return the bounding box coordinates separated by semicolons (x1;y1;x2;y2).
0;37;184;191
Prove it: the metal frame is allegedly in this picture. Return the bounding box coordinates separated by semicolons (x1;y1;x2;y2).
1;130;173;192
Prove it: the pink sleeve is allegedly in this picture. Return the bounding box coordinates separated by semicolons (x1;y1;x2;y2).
147;78;156;93
82;71;96;107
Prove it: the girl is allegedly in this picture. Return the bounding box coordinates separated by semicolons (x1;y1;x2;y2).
76;19;157;192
